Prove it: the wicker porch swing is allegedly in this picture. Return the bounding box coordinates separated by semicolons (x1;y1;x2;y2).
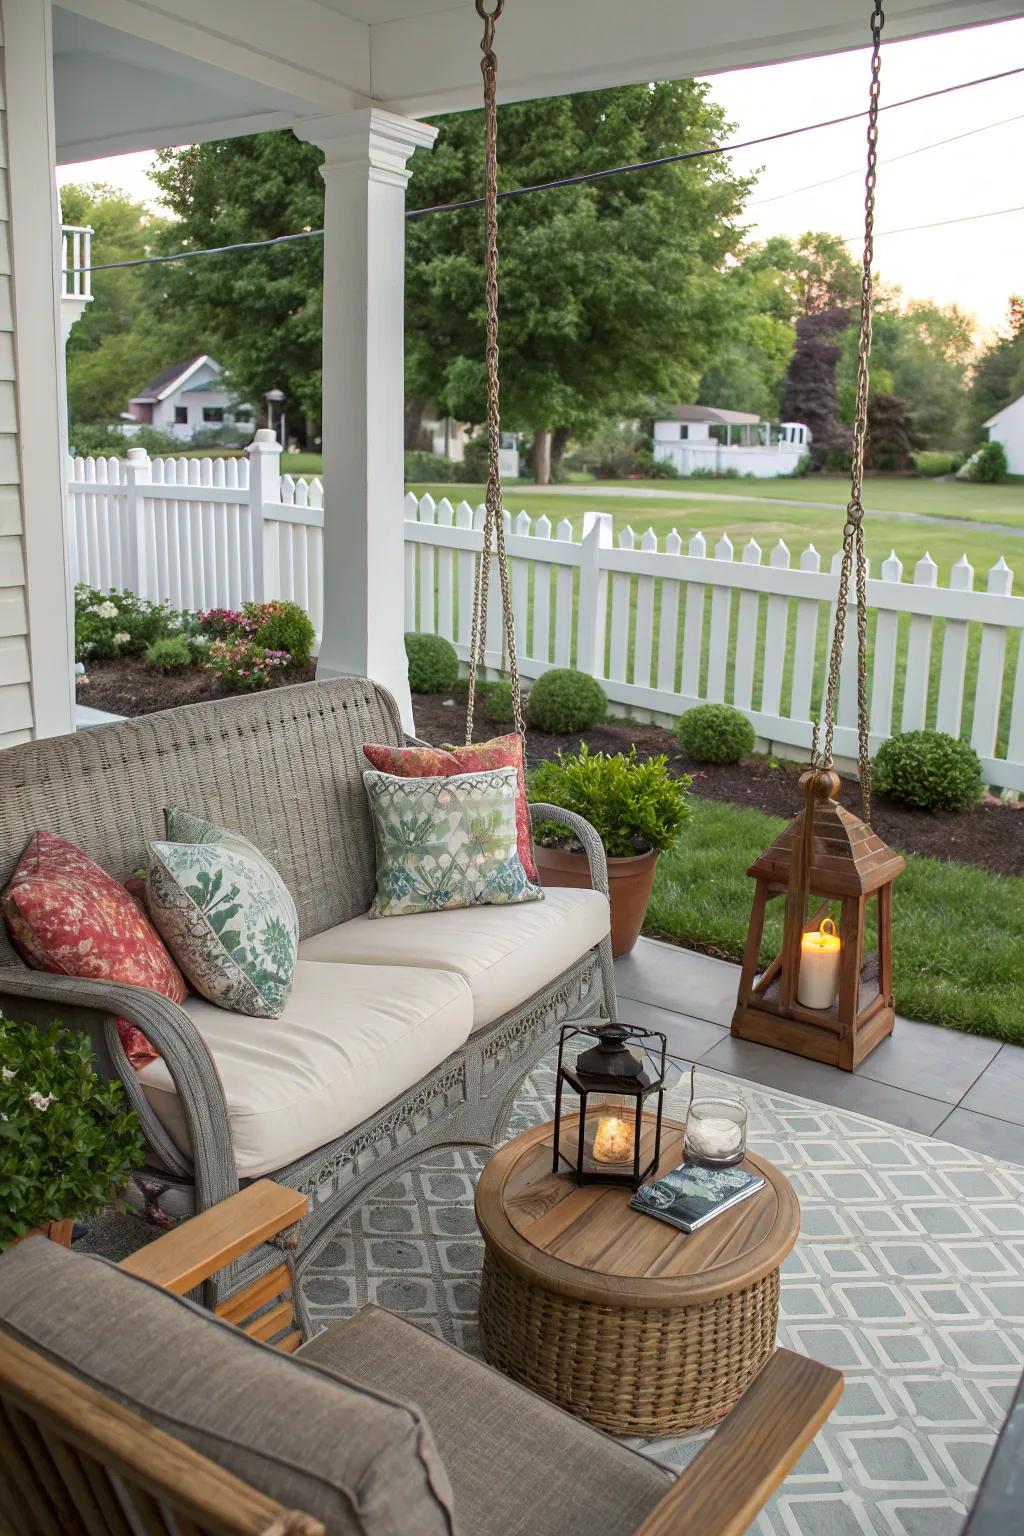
732;0;906;1072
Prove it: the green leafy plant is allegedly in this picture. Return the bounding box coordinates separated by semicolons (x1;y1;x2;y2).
144;635;194;673
405;632;459;694
529;744;691;858
74;584;177;663
404;451;460;483
0;1018;145;1248
527;668;607;734
485;678;516;727
913;450;961;477
873;730;983;813
677;703;755;764
246;600;315;667
963;440;1008;484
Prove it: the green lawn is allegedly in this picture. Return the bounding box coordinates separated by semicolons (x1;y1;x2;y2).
646;796;1024;1045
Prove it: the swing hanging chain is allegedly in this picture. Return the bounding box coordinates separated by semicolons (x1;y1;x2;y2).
815;0;884;824
465;0;526;749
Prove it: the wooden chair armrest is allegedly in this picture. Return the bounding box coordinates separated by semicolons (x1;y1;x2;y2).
634;1349;842;1536
118;1181;308;1296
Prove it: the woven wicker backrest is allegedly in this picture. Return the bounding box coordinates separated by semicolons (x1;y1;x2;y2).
0;678;405;961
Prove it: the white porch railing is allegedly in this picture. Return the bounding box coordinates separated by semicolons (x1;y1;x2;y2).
61;224;92;300
66;440;1024;790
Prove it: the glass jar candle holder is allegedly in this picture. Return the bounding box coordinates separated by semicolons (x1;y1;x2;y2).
684;1091;747;1168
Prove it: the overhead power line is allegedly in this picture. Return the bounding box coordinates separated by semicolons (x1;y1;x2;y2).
843;202;1024;241
73;63;1024;277
750;110;1024;207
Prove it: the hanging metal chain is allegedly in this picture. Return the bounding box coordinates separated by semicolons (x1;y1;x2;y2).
813;0;884;824
464;0;526;748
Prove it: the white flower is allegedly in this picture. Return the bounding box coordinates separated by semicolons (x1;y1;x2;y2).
1;1065;15;1080
97;601;119;619
28;1091;55;1111
113;631;130;645
86;604;103;615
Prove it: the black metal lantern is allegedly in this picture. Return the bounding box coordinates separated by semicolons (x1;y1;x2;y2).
552;1022;668;1190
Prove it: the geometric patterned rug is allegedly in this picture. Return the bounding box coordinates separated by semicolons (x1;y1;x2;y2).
298;1053;1024;1536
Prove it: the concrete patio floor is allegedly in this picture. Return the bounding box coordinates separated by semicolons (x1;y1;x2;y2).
616;937;1024;1165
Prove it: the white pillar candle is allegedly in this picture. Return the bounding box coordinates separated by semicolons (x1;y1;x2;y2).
798;917;842;1010
593;1113;633;1164
686;1115;743;1162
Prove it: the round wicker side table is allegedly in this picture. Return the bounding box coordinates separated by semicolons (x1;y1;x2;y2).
474;1113;799;1436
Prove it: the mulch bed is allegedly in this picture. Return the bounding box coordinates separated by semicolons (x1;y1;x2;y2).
78;660;1024;879
411;692;1024;880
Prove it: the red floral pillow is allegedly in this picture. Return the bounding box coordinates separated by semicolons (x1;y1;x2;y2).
2;831;188;1070
363;733;539;882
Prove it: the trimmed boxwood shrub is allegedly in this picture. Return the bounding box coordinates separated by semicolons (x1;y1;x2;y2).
144;635;194;673
485;678;516;727
249;600;315;666
405;632;459;694
872;730;983;812
527;668;607;734
677;703;755;764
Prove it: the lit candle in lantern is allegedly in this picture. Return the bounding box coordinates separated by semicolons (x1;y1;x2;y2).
592;1111;634;1164
797;917;841;1010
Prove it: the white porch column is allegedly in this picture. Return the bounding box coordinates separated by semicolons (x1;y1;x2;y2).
295;108;437;730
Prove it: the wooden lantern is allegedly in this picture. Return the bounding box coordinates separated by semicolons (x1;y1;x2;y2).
732;767;905;1072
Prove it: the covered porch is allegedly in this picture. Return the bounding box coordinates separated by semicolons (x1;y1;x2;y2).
1;0;1018;747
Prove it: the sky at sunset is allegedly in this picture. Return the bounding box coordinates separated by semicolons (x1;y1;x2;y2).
57;15;1024;342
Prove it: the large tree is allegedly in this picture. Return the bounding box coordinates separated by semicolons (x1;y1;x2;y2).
781;306;850;467
149;135;326;428
59;184;176;422
405;82;752;480
968;297;1024;441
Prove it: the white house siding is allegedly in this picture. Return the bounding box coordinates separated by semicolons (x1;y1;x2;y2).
0;0;74;748
0;27;30;749
986;395;1024;477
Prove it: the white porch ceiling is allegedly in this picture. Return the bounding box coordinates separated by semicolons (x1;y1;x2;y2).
53;0;1024;163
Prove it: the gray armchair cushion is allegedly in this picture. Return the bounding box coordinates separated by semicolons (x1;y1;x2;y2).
298;1305;673;1536
0;1240;453;1536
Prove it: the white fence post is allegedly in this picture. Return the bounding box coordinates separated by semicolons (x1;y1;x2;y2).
246;428;281;603
122;448;151;600
576;512;612;676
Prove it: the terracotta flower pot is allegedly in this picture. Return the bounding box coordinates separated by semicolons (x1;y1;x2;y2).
533;842;659;958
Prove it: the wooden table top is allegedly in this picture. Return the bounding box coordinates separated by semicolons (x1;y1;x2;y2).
475;1114;800;1309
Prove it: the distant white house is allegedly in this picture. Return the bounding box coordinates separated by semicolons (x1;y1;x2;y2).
984;394;1024;475
124;355;252;442
653;405;808;478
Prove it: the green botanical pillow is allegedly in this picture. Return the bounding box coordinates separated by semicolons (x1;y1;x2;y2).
363;766;543;918
146;816;298;1018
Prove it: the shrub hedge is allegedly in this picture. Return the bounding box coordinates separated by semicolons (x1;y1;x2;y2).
527;668;607;734
872;730;983;812
677;703;755;764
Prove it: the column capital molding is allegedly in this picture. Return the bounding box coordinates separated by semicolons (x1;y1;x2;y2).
294;107;437;188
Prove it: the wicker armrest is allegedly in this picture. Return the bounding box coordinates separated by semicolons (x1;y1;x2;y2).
634;1349;843;1536
0;967;237;1209
529;802;609;897
118;1181;308;1295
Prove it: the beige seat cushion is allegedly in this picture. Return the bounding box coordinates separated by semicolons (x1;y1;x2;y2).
0;1241;454;1536
138;960;473;1178
299;1305;672;1536
298;887;610;1031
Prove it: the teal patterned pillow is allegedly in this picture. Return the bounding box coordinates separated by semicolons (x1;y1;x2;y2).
364;766;543;918
145;816;298;1018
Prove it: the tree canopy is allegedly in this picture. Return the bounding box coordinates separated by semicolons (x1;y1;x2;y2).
60;184;176;422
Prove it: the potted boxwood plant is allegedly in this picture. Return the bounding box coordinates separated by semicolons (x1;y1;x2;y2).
1;1016;145;1250
529;745;691;956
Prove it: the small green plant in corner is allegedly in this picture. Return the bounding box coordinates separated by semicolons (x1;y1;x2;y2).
405;632;460;694
144;635;194;673
676;703;755;764
0;1018;145;1249
529;744;692;859
872;730;983;812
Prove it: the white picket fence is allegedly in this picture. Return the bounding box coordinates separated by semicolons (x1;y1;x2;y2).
67;440;1024;790
68;435;325;641
403;492;1024;792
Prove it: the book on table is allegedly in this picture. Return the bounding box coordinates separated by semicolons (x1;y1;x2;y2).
630;1161;765;1234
